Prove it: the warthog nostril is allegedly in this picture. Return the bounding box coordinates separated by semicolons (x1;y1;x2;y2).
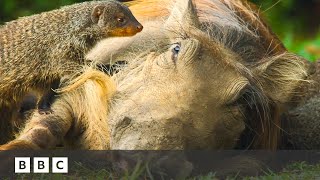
136;24;143;32
116;116;132;130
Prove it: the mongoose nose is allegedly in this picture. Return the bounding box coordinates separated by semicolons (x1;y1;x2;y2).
136;24;143;32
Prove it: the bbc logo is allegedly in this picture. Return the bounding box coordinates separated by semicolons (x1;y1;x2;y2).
15;157;68;173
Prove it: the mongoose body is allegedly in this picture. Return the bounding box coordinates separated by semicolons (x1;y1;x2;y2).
0;0;143;144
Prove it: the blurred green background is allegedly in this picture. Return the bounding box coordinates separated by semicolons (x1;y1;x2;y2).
0;0;319;61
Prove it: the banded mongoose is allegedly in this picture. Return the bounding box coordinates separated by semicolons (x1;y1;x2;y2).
0;0;143;144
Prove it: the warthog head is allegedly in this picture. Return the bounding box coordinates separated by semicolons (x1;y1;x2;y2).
87;0;308;150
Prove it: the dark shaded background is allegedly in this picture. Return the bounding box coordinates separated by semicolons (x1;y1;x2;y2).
0;0;319;61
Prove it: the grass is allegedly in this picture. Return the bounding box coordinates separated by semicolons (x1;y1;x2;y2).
10;161;320;180
243;162;320;180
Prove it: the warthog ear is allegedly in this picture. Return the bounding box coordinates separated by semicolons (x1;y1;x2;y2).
164;0;200;35
253;53;308;103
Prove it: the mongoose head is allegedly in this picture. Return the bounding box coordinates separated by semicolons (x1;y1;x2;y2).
91;1;143;37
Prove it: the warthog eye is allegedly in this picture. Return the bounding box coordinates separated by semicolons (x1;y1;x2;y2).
171;43;181;62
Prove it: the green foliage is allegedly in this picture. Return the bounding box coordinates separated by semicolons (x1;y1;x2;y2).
0;0;319;61
0;0;85;23
251;0;320;61
283;32;320;62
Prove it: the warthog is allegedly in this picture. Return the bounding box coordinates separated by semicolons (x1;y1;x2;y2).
1;0;319;151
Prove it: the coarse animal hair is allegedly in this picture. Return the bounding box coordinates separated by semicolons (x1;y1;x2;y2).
116;0;308;149
0;0;142;144
0;0;310;151
1;66;115;150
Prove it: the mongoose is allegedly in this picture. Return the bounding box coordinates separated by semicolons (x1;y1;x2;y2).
0;0;143;144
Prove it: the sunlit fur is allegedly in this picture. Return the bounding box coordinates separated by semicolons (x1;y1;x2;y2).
0;0;141;144
0;0;309;150
0;67;115;150
121;0;308;149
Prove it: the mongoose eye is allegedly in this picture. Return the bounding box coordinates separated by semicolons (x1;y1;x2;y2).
171;43;181;62
117;17;125;23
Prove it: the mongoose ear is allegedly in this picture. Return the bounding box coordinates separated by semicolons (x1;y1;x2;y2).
91;5;106;23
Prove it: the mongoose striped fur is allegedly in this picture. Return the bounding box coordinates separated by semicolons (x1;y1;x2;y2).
0;0;143;144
